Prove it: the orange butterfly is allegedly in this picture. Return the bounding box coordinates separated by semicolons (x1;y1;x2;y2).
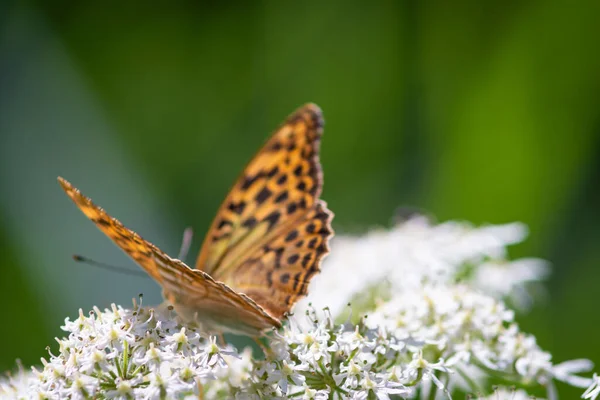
58;104;333;337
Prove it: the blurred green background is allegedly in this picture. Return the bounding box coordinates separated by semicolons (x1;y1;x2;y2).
1;1;599;396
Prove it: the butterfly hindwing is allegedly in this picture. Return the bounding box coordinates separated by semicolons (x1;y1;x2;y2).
223;200;333;319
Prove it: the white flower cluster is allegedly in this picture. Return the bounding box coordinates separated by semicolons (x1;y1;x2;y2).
202;296;591;399
217;308;412;399
2;217;598;399
368;284;592;395
0;301;239;399
6;298;590;399
296;217;549;317
286;217;594;398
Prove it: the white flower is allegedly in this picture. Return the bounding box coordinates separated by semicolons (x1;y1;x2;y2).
360;373;409;399
473;258;550;310
197;336;239;369
550;359;594;388
301;385;329;399
0;364;36;399
583;373;600;399
482;387;544;399
261;359;305;394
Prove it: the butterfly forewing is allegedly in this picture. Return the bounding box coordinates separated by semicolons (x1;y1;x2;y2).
58;177;163;282
195;104;333;314
58;177;280;335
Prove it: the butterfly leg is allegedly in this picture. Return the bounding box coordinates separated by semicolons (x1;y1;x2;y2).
177;227;194;261
197;380;204;400
217;332;227;347
252;336;272;358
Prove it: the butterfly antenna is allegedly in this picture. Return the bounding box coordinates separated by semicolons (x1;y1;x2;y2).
72;254;148;278
177;227;194;261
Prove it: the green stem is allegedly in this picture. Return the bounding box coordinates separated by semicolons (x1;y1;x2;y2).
456;367;485;394
122;341;130;378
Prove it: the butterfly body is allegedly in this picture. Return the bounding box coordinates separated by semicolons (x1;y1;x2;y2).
58;103;333;336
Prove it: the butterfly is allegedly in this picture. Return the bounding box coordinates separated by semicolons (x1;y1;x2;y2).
58;103;333;337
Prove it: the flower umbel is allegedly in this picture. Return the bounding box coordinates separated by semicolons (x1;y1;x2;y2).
0;301;236;399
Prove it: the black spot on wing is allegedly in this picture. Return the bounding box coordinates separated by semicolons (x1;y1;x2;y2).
272;247;284;269
242;217;257;229
241;174;261;190
228;201;246;215
285;230;298;242
301;253;312;268
217;219;233;229
293;272;302;290
287;202;297;215
277;175;288;185
255;187;272;205
270;142;282;151
275;191;289;203
95;218;111;227
264;210;281;230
